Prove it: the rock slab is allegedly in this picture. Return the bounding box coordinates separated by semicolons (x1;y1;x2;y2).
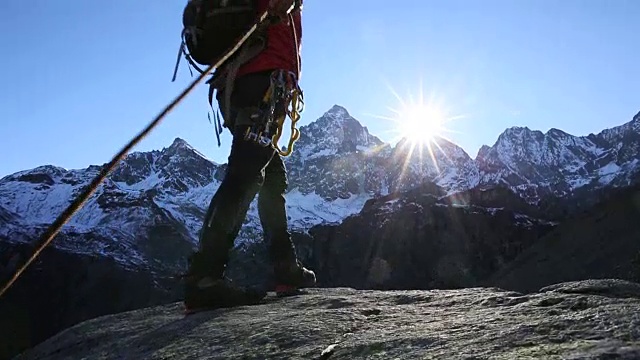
14;279;640;360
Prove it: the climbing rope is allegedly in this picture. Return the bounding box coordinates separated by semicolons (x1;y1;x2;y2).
0;10;274;299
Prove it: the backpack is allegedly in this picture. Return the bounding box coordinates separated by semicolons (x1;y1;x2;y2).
172;0;261;79
171;0;269;147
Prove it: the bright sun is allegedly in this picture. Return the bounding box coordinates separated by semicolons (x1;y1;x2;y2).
366;82;466;181
396;102;448;145
367;83;464;151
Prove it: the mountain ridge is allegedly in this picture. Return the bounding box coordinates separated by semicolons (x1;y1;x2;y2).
2;105;638;241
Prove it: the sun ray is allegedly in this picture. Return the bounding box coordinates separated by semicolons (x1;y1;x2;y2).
397;141;416;192
428;143;442;174
365;80;472;182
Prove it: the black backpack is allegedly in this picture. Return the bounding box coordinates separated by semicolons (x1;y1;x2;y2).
172;0;260;79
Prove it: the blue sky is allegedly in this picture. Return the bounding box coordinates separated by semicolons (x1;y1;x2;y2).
1;0;639;177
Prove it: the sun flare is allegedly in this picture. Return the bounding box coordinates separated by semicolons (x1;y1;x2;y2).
396;102;448;145
366;82;466;156
380;88;461;149
364;81;467;190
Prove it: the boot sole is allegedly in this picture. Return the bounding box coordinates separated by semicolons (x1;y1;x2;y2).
183;299;265;315
183;292;270;315
184;306;215;316
274;284;315;297
276;289;308;297
184;290;309;315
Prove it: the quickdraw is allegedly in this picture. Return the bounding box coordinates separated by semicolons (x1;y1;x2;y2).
243;69;304;157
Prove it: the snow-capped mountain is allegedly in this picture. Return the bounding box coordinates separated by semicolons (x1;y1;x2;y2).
387;136;480;193
477;111;640;201
1;106;639;273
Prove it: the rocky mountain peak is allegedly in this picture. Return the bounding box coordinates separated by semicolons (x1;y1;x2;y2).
160;137;207;161
109;137;218;190
476;144;491;160
323;104;350;122
473;110;640;200
310;104;366;134
433;136;474;160
168;137;189;149
152;138;216;191
294;105;384;159
496;126;544;145
597;111;640;145
546;127;570;138
485;124;602;168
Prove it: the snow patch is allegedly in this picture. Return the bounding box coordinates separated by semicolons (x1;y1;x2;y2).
115;171;163;191
598;162;621;176
285;189;372;229
568;176;592;190
306;148;336;160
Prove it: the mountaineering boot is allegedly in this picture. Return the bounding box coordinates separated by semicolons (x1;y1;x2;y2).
273;259;316;297
184;277;267;314
266;229;316;297
183;251;266;314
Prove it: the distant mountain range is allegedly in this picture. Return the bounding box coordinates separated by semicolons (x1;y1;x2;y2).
2;106;638;256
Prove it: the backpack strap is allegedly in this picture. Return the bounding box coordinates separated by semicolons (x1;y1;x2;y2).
206;32;267;135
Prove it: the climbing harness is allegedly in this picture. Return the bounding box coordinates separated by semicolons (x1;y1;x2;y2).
181;6;305;156
241;9;304;157
243;69;304;156
0;10;277;299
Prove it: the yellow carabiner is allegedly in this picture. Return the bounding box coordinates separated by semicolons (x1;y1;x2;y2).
272;88;303;156
267;69;304;157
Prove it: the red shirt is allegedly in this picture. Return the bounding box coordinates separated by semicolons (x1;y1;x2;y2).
236;0;302;78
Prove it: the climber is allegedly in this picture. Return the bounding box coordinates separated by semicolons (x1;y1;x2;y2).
182;0;316;313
